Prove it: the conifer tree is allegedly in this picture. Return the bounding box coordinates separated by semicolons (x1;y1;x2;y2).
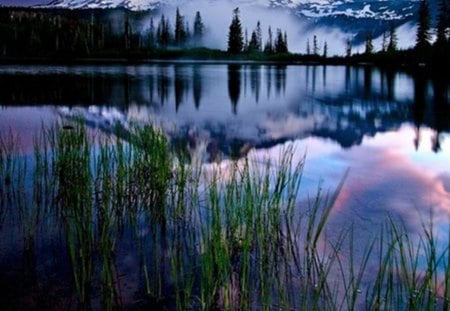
306;38;311;55
244;28;249;52
264;26;273;53
185;21;190;44
313;35;318;55
174;8;186;46
124;13;132;50
323;41;328;58
256;21;262;51
387;23;398;52
157;14;170;48
227;8;244;53
365;31;373;54
148;17;155;49
284;31;288;52
193;11;204;45
415;0;431;50
248;30;259;52
274;28;287;53
435;0;450;47
345;38;352;57
381;31;388;52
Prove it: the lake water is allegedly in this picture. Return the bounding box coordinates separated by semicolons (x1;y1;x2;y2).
0;63;449;309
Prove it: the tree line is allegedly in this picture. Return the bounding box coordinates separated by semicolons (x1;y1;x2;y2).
0;7;205;57
350;0;449;66
227;8;289;54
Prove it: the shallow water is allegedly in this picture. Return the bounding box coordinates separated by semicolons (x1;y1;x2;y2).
0;63;449;309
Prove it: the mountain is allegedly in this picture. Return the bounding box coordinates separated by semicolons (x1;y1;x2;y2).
41;0;428;51
44;0;419;20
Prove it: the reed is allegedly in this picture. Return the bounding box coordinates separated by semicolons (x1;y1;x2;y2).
1;121;449;311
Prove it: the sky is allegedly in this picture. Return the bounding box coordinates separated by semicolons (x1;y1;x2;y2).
0;0;46;5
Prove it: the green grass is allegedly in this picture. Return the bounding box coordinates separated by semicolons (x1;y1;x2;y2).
1;121;449;310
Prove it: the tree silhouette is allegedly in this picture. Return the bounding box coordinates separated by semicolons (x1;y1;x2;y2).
148;17;155;49
256;21;262;51
227;8;244;54
157;14;170;48
435;0;450;47
193;11;204;46
365;32;373;55
313;35;319;55
381;31;388;52
274;29;287;53
387;23;398;52
345;38;352;57
248;30;259;52
174;8;186;47
263;26;273;53
415;0;431;51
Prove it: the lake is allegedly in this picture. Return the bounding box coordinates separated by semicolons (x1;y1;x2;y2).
0;63;449;309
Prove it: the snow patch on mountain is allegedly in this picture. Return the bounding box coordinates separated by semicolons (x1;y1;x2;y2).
44;0;417;22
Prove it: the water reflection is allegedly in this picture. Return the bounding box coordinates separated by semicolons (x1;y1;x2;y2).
192;66;202;109
432;77;450;152
0;65;448;156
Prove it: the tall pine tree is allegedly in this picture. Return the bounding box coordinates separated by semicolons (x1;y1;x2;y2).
274;29;287;53
227;8;243;53
365;32;373;54
387;23;398;52
313;35;318;55
415;0;431;51
174;8;186;47
193;11;204;45
264;26;273;53
435;0;450;47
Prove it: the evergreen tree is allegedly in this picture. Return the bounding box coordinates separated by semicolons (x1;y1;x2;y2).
244;28;249;52
381;31;388;52
284;31;288;52
365;31;373;54
387;23;398;52
306;38;311;55
345;38;352;57
264;26;273;53
248;21;263;52
148;17;155;49
227;8;244;54
435;0;450;47
256;21;262;51
174;8;186;46
157;14;170;48
193;11;204;45
274;28;287;53
323;41;328;58
248;30;259;52
313;35;318;55
415;0;431;50
124;13;132;50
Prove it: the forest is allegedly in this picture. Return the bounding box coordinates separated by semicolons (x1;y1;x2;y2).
0;2;448;69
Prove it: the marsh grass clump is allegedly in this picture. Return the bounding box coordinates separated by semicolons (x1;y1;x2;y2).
1;121;450;310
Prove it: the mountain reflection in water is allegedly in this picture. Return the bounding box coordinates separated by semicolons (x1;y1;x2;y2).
0;64;448;159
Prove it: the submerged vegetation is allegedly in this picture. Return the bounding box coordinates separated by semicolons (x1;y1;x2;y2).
0;121;450;310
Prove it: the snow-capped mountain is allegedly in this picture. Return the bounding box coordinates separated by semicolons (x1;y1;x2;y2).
46;0;163;10
41;0;427;52
45;0;418;21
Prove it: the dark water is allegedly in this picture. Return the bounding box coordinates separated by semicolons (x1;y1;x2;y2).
0;63;449;308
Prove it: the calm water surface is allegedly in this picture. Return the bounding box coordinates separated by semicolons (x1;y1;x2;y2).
0;63;449;308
